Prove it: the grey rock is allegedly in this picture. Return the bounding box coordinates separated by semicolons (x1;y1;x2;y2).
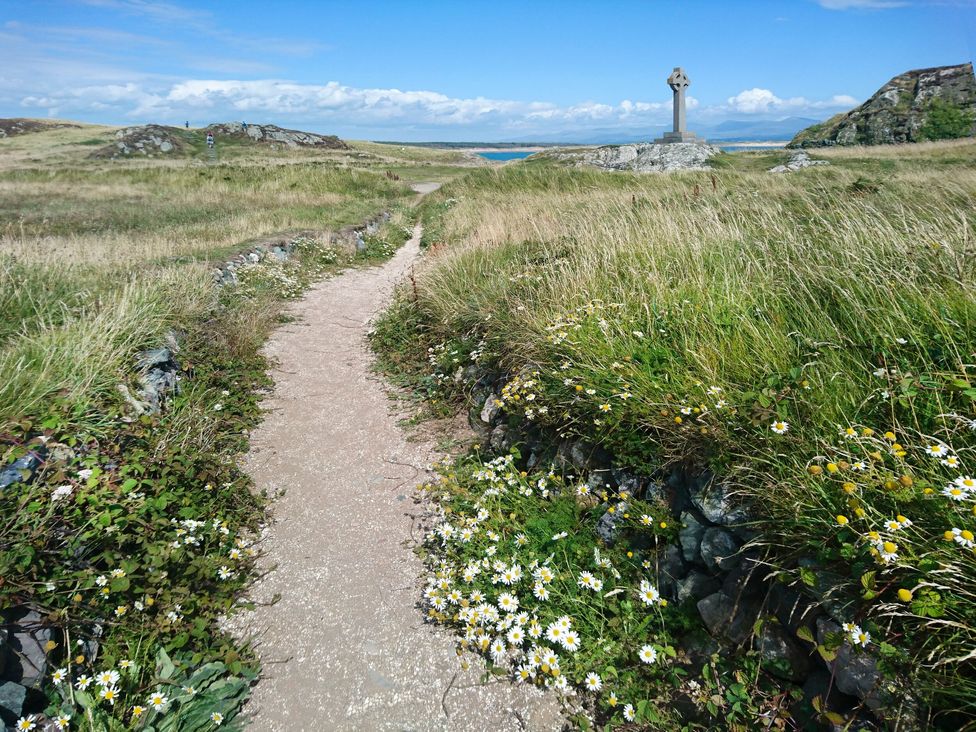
676;571;721;603
0;452;45;490
834;646;882;707
678;511;706;563
660;544;689;581
489;424;509;453
270;247;287;261
689;478;750;526
595;501;627;546
6;610;53;688
569;441;592;470
769;150;830;173
758;621;810;682
767;582;819;635
135;347;173;371
815;617;880;704
699;527;740;571
552;142;721;172
0;627;7;675
642;479;667;503
721;557;767;603
800;558;856;622
697;591;761;644
0;681;27;726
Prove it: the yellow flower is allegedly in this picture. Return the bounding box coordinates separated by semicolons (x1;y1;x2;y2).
862;428;874;437
659;521;668;529
884;431;896;441
836;515;849;525
855;507;866;518
674;416;682;424
897;589;913;602
843;482;856;494
944;530;955;541
808;465;823;476
826;463;839;473
899;475;913;487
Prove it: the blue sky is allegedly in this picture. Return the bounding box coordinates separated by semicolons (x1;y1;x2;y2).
1;0;974;141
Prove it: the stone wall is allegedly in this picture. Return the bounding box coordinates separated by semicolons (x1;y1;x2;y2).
465;365;919;729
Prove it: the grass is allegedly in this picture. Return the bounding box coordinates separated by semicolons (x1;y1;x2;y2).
372;140;976;728
0;125;464;729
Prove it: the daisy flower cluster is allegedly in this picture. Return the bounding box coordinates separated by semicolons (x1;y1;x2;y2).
418;451;677;725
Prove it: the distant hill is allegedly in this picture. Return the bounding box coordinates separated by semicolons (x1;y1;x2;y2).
789;63;976;148
0;118;82;138
502;117;820;145
90;122;348;158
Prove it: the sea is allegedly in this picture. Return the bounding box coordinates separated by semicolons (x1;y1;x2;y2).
477;151;535;161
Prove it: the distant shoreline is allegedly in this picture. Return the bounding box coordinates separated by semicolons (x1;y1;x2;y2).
383;140;790;151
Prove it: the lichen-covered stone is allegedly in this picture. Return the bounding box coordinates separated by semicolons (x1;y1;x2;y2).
550;142;721;172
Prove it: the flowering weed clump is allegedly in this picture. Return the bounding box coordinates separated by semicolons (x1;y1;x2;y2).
375;145;976;726
419;452;798;728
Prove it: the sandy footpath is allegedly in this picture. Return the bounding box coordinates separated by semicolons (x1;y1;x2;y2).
227;187;564;731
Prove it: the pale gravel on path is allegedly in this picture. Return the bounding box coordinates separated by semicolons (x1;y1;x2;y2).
227;189;565;731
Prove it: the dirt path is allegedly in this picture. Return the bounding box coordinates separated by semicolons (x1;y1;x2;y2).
231;190;564;731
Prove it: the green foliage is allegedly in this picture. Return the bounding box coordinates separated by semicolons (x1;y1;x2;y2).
919;98;975;141
373;153;976;724
419;452;792;729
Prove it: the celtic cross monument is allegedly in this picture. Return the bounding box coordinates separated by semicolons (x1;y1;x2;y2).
654;67;703;144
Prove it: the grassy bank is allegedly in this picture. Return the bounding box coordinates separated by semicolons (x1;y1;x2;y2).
0;129;439;729
372;143;976;728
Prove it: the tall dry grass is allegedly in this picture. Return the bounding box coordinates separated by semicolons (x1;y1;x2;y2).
383;147;976;715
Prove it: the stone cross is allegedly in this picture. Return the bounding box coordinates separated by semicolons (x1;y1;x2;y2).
668;67;690;135
654;67;702;144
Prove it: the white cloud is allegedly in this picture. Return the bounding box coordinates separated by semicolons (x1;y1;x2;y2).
816;0;907;9
11;75;859;137
725;88;857;114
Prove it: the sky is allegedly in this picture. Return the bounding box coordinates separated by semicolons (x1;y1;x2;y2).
1;0;974;141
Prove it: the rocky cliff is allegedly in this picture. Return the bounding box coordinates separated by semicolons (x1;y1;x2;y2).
789;62;976;147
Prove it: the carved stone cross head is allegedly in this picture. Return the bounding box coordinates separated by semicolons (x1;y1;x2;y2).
668;67;690;92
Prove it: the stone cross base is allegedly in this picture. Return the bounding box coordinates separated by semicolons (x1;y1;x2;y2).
653;131;705;144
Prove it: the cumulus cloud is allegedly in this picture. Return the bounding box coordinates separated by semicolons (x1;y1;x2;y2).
726;88;857;114
17;77;685;132
12;75;859;137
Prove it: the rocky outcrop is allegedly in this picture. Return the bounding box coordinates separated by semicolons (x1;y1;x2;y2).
0;119;81;138
551;142;721;172
205;122;348;149
768;150;830;173
789;63;976;147
92;125;188;158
